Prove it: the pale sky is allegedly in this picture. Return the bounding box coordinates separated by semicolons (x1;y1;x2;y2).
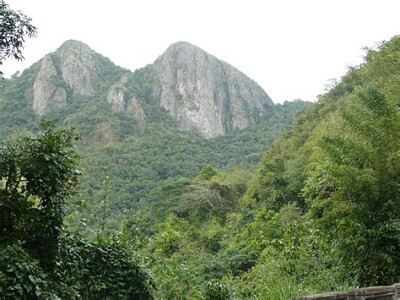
3;0;400;103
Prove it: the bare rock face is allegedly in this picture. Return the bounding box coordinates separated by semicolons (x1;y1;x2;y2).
129;98;145;124
107;75;145;123
33;55;67;115
57;40;99;96
152;42;273;138
31;40;121;116
107;75;129;112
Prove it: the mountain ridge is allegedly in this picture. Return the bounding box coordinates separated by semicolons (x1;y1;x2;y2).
13;39;274;138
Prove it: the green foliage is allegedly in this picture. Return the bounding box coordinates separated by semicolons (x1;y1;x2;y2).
196;164;218;180
0;1;37;79
0;124;154;299
0;47;310;228
4;13;400;298
178;180;231;220
0;7;156;297
57;234;153;299
201;280;232;300
138;36;400;298
0;243;55;299
304;86;400;285
66;100;308;230
228;206;348;299
0;122;80;269
0;123;81;298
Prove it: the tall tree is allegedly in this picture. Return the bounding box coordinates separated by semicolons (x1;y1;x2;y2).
0;122;81;269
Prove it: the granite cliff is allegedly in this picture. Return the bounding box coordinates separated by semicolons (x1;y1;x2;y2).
31;40;112;115
152;42;273;137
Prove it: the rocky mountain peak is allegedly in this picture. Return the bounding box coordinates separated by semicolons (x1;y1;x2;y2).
152;41;274;138
30;40;123;115
56;40;100;96
162;41;202;54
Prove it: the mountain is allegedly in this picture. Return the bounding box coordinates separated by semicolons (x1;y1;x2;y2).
12;40;274;138
2;33;399;299
31;40;127;115
0;38;310;227
152;41;273;137
132;36;400;298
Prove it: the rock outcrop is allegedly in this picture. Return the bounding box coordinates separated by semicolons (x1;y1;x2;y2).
107;75;130;112
152;42;273;138
57;40;100;97
33;55;67;115
32;40;120;115
107;75;145;122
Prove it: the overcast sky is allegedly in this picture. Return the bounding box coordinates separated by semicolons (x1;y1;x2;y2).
3;0;400;103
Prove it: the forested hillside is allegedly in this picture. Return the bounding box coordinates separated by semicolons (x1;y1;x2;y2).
126;37;399;299
0;38;310;231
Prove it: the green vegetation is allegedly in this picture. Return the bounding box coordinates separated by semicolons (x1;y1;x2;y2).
72;100;308;227
0;65;309;230
123;37;399;298
0;1;36;81
1;4;399;297
0;123;153;299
